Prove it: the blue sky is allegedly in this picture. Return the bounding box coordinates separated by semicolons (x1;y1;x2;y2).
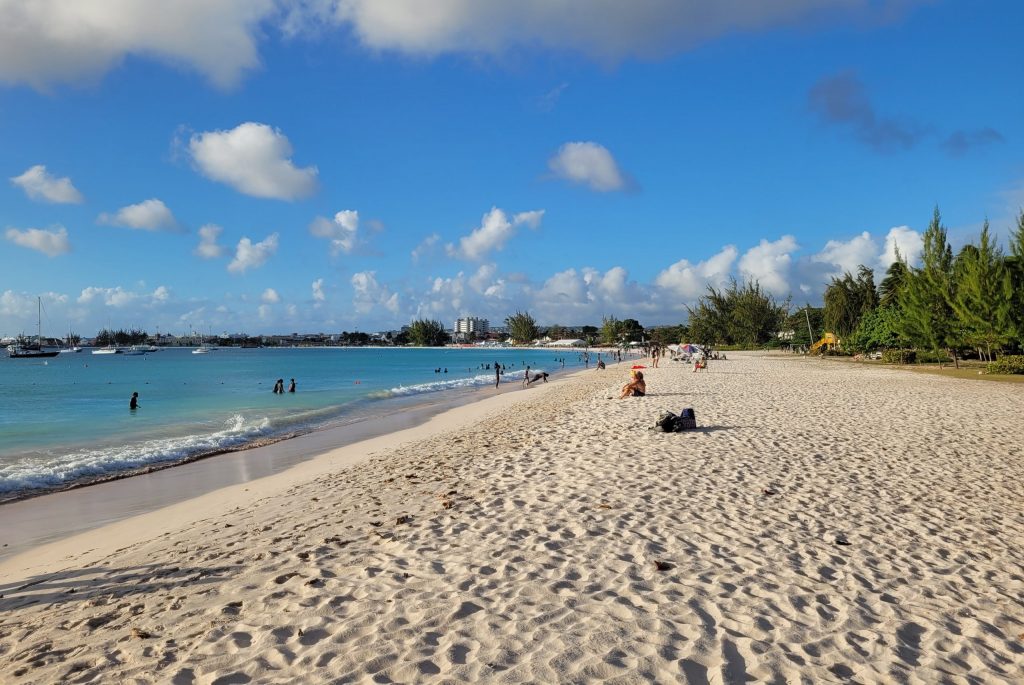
1;0;1022;336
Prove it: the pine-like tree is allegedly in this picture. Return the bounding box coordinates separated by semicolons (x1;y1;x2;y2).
1007;210;1024;348
899;207;955;358
950;221;1012;360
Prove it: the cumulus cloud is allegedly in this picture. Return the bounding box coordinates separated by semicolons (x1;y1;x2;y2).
195;224;226;258
327;1;918;62
446;207;544;261
312;278;325;302
261;287;280;303
10;164;83;203
655;246;738;299
548;142;627;192
809;71;924;152
0;0;271;90
813;231;878;277
880;225;923;267
310;210;359;255
189;122;318;200
228;233;279;274
351;271;399;314
738;236;799;295
98;198;177;231
4;225;71;257
152;285;170;301
77;286;138;308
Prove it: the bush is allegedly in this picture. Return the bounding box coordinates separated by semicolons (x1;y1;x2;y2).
881;349;916;364
986;355;1024;375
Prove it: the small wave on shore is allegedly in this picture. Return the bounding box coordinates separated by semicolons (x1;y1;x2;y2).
386;369;533;397
0;413;273;500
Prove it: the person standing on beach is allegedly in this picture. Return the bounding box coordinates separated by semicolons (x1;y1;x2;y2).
495;361;501;388
288;378;296;393
523;365;530;387
129;392;139;410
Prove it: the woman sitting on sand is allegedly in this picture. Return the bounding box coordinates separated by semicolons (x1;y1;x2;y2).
620;370;646;398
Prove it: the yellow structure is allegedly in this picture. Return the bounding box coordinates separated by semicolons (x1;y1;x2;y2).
810;332;840;353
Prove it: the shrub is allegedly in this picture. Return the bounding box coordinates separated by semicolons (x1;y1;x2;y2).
986;355;1024;375
881;349;916;364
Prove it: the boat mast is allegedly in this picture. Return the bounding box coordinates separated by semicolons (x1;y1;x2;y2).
37;296;42;346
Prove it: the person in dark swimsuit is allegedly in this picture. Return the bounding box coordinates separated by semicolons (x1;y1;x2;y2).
288;378;296;393
620;370;646;398
129;392;139;409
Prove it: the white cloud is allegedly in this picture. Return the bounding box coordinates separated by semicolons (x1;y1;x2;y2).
4;225;70;257
228;233;279;274
813;231;878;276
261;288;280;303
152;285;170;302
310;210;359;255
327;1;914;62
548;142;627;192
738;235;798;295
880;225;923;268
77;286;137;308
411;233;440;262
98;198;177;231
0;0;272;90
655;245;738;299
446;206;544;261
258;304;272;320
312;278;325;302
10;165;83;203
351;271;399;314
195;224;226;259
189;122;318;200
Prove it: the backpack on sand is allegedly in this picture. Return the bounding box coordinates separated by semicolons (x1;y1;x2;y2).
653;411;677;432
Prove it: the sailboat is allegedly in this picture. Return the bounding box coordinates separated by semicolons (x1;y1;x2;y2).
59;327;82;353
7;297;60;358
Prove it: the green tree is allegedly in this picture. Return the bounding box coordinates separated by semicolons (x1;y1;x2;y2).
504;310;538;344
783;306;824;347
599;316;623;345
878;251;910;308
823;266;877;338
407;319;450;346
620;318;645;343
899;207;955;359
1007;210;1024;348
950;221;1013;360
846;305;906;353
686;279;788;347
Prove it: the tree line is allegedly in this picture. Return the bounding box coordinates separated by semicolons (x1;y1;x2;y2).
825;208;1023;362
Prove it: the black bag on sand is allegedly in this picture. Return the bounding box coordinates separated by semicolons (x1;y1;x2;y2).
675;407;697;431
653;411;677;432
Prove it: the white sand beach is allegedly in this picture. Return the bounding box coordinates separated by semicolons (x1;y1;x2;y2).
1;352;1021;684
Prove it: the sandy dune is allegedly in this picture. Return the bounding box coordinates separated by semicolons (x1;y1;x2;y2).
1;353;1022;683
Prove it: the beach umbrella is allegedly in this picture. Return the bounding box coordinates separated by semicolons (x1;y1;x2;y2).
681;343;702;354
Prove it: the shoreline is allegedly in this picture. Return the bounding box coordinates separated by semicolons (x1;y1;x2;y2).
0;362;602;574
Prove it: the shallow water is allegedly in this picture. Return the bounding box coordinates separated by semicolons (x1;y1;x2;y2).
0;346;583;499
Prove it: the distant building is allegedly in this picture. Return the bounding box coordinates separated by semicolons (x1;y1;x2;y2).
453;317;489;340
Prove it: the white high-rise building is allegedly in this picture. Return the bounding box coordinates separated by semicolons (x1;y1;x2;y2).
453;317;489;339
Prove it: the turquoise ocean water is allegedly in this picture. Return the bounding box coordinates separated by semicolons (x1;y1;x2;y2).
0;347;585;501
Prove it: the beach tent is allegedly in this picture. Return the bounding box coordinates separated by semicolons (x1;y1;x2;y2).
549;338;586;347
